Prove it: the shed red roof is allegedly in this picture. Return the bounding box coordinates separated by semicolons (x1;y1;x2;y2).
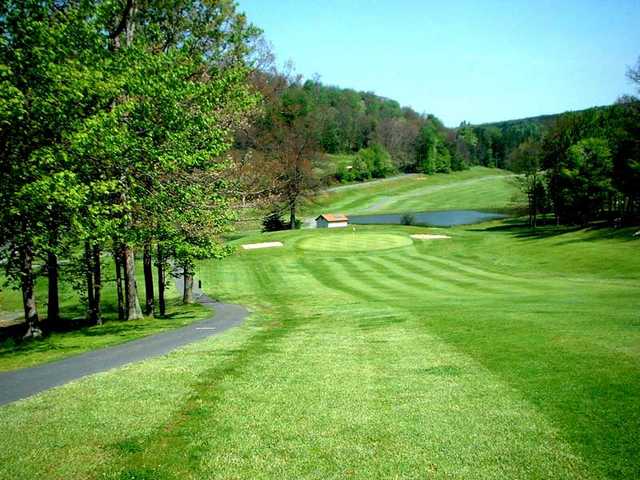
316;213;348;222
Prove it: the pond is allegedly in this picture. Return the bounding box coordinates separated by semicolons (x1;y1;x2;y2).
348;210;507;227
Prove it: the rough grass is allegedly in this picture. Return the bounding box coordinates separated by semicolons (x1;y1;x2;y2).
324;153;355;175
1;222;638;479
306;166;525;216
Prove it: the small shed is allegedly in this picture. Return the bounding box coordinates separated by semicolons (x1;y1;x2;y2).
316;213;349;228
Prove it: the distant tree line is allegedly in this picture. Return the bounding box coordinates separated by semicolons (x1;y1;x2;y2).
239;62;640;229
234;72;539;230
511;98;640;227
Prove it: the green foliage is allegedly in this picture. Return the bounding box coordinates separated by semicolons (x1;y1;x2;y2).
0;0;109;278
540;103;639;224
350;154;372;181
334;162;354;183
0;0;262;332
509;140;547;225
357;143;395;178
261;211;288;232
559;138;613;222
417;118;451;174
400;213;415;225
332;144;396;182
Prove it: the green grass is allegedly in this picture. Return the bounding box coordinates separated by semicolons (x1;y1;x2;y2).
317;153;359;180
306;166;525;216
1;222;638;479
0;261;211;371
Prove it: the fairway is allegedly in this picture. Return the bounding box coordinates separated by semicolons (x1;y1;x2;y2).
308;167;525;216
1;223;638;479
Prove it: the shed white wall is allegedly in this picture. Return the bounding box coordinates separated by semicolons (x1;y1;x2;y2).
316;219;348;228
328;221;348;228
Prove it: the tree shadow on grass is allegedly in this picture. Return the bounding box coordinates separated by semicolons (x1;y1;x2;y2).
467;218;640;243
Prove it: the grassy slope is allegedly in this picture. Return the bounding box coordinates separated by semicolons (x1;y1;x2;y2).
1;223;638;479
0;262;211;371
306;166;525;216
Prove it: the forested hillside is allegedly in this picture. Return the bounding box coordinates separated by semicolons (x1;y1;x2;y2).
236;66;639;229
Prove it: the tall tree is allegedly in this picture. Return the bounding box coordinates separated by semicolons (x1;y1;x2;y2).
562;138;614;225
0;0;105;336
250;82;322;228
510;140;545;227
71;0;261;318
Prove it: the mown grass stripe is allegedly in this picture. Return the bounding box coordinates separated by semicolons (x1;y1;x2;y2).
419;253;533;285
383;254;500;297
332;257;421;301
357;255;462;298
297;258;381;303
339;256;428;299
400;254;526;295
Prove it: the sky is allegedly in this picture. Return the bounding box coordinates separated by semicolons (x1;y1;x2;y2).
236;0;640;126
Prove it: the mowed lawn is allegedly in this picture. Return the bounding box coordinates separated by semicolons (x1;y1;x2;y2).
1;223;638;479
307;167;525;216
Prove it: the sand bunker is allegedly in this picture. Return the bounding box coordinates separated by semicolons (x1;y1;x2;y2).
242;241;284;250
410;234;451;240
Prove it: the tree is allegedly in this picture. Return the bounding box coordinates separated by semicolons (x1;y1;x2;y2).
152;170;237;305
0;0;108;337
1;0;261;336
560;138;614;224
417;118;448;174
358;143;395;178
253;81;322;229
72;0;260;316
510;140;545;227
262;210;288;232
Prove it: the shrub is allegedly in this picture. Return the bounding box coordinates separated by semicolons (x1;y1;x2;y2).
400;213;415;225
351;155;372;181
358;144;395;178
335;163;354;183
262;211;288;232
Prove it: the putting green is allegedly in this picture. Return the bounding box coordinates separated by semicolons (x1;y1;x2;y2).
298;231;412;252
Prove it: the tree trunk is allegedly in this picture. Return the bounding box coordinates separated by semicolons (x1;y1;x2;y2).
182;267;194;304
157;245;166;317
92;244;102;325
532;176;537;229
47;251;60;327
124;245;143;320
21;244;43;339
84;241;95;321
114;246;125;321
143;242;154;316
289;200;297;230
